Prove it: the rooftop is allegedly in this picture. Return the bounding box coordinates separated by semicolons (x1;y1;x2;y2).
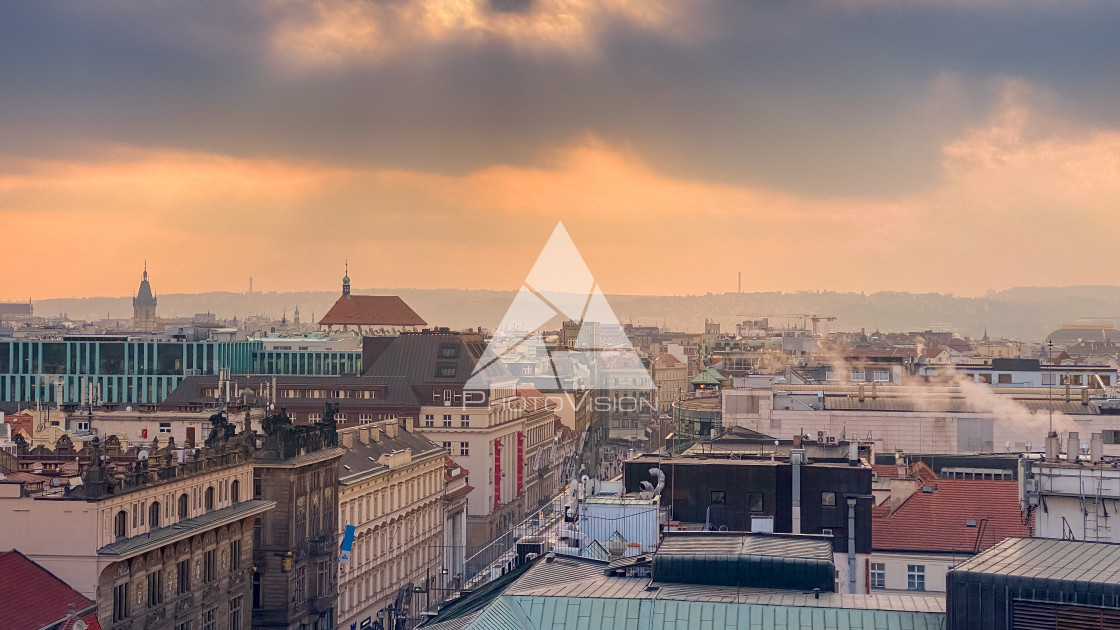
953;537;1120;585
97;499;275;559
319;294;426;327
873;478;1029;554
0;550;100;630
423;554;945;630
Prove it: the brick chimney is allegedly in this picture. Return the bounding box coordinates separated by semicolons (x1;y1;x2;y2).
341;429;354;449
358;426;370;445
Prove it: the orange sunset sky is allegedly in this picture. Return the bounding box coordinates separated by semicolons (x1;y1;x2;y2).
2;0;1119;300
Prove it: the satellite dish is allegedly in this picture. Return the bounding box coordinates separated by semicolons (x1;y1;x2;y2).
126;406;133;412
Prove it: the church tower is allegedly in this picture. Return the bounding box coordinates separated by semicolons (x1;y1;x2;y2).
132;262;158;332
342;260;351;298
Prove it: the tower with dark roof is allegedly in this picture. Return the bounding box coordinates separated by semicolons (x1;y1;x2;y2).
342;260;351;298
132;262;158;332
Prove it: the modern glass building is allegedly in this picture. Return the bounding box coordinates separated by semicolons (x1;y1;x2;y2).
0;336;362;405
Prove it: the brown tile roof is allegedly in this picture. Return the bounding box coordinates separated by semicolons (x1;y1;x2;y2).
0;550;97;630
318;295;426;327
652;353;685;367
872;479;1030;554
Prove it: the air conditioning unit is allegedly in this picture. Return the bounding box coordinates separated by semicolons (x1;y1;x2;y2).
827;437;837;445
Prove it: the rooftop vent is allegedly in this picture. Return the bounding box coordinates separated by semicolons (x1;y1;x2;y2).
966;519;977;527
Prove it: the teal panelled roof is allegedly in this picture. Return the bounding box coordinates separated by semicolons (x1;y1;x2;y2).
692;367;725;385
421;555;946;630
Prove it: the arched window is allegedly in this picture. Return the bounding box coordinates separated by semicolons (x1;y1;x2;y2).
205;486;215;511
178;493;189;519
114;510;127;540
230;479;240;503
149;502;161;528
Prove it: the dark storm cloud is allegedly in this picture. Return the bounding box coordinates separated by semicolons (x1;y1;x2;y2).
2;1;1120;197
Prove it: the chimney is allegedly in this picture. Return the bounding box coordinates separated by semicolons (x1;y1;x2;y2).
385;422;398;439
1065;384;1071;402
1091;433;1104;464
895;450;907;478
1046;431;1060;460
341;429;354;449
370;426;381;443
817;391;825;410
792;433;802;448
858;384;865;402
1068;432;1080;460
358;426;370;445
871;380;878;400
790;448;806;535
1082;388;1090;406
848;440;859;466
404;416;416;432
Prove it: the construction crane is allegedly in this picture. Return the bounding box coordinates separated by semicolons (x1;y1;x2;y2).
738;313;837;336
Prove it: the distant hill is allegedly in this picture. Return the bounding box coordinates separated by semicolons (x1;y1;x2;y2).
32;285;1120;343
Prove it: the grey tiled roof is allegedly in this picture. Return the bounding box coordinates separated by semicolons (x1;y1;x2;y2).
339;427;444;483
97;499;275;558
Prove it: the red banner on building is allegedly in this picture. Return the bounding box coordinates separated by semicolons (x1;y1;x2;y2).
493;439;502;510
516;431;524;497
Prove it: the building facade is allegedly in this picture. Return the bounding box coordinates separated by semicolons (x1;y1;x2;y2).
252;414;343;630
0;429;273;630
335;421;447;630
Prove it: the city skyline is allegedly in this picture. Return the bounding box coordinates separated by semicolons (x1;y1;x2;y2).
4;1;1120;298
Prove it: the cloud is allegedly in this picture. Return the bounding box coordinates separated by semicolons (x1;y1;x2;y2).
264;0;698;69
3;0;1120;200
5;84;1119;301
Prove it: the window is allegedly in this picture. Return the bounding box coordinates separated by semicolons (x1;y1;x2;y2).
874;370;890;382
309;412;322;422
998;373;1013;384
76;421;89;432
710;490;726;505
850;370;865;382
178;493;189;519
176;623;192;630
231;479;240;503
424;414;435;427
147;571;164;606
907;565;925;591
177;560;191;595
435;363;457;378
459;442;470;456
202;607;216;630
442;441;452;452
230;539;242;571
113;583;129;621
442;414;452;427
318;560;330;595
821;491;837;507
295;566;306;603
205;486;215;510
747;493;764;513
204;548;217;582
159;422;172;433
228;595;243;630
871;563;885;589
252;572;262;609
254;473;262;499
114;510;127;539
360;413;373;423
978;373;992;384
149;501;161;528
439;344;460;358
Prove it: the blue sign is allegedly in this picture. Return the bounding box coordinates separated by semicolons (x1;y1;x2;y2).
340;524;355;565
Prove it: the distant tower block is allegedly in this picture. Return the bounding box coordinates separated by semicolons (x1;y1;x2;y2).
132;262;158;332
249;276;253;294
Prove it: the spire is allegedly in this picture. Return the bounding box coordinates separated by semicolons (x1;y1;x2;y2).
342;260;351;298
143;260;148;281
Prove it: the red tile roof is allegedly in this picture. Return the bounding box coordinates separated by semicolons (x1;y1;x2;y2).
318;295;426;327
873;479;1030;554
0;550;97;630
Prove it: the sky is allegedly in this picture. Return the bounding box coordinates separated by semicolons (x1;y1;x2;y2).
2;0;1120;300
